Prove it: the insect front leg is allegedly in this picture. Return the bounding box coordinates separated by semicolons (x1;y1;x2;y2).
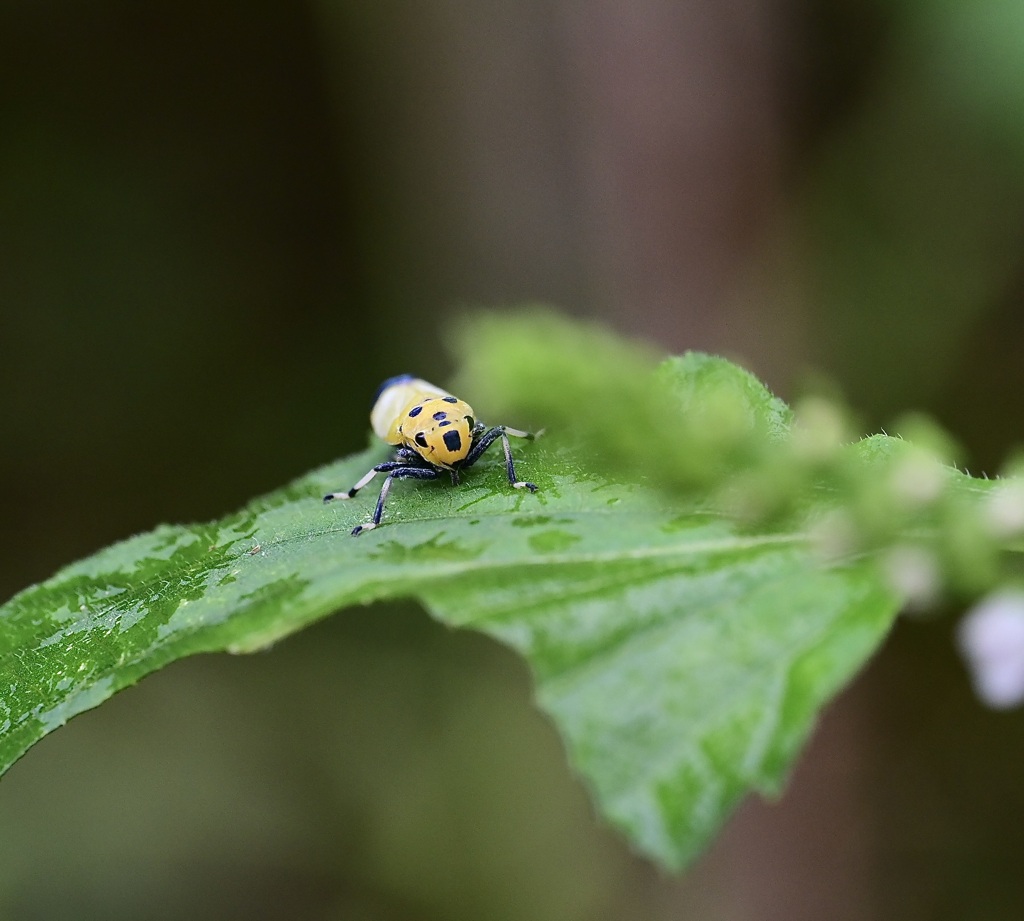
323;460;407;502
461;425;538;492
352;465;441;536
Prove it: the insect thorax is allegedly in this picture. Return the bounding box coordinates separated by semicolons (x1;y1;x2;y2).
397;396;476;467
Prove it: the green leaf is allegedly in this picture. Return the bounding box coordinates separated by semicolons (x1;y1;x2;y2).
0;312;926;871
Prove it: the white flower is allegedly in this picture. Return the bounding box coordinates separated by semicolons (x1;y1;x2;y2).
791;397;848;462
808;509;858;562
957;590;1024;709
883;545;940;608
888;452;946;507
984;482;1024;538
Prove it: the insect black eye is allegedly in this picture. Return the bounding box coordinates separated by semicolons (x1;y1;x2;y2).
414;432;429;449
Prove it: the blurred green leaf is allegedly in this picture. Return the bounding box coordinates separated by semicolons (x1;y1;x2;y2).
1;311;959;871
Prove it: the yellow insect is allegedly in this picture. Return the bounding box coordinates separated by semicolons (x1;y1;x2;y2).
324;375;538;535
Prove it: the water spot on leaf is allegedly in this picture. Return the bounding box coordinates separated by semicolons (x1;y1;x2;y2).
661;513;716;534
528;529;582;553
368;533;488;562
454;491;493;512
511;516;553;528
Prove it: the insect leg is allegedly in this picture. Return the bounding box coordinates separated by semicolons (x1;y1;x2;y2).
461;426;538;492
352;466;440;536
500;426;536;439
323;461;406;502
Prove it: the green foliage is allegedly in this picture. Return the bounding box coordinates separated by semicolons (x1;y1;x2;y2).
1;310;1020;870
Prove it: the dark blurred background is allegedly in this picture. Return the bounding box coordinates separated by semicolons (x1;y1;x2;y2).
4;1;1024;918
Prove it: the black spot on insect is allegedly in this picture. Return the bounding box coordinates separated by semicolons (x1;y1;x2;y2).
443;430;462;453
415;432;429;448
432;411;447;421
442;396;458;404
408;405;423;417
439;420;452;427
466;416;475;429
